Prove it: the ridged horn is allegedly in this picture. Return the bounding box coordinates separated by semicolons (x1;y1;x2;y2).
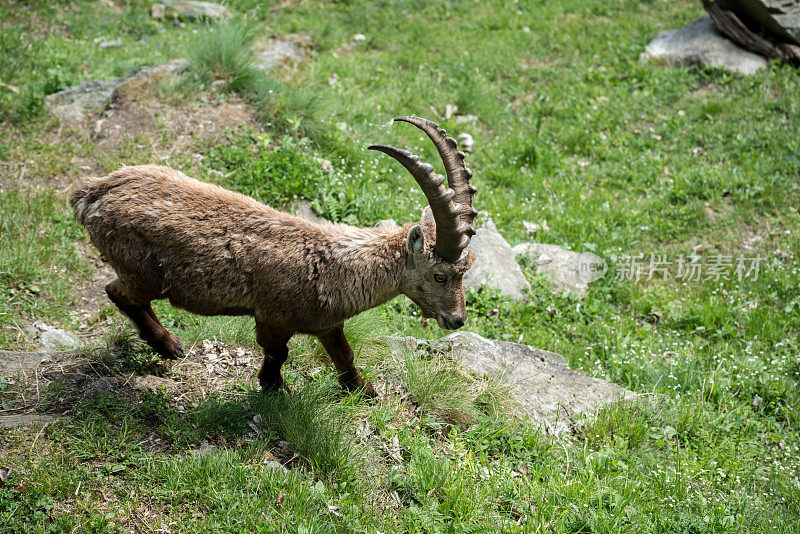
367;116;477;262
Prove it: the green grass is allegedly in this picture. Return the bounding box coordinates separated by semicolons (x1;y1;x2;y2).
1;0;800;532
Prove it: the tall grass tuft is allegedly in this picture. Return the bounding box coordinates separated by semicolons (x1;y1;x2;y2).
252;384;360;484
250;78;338;151
187;21;261;93
397;348;480;425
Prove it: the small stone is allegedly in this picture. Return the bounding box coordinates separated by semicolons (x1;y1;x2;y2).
522;220;545;236
154;1;230;20
209;79;227;91
376;219;398;228
97;38;122;49
39;328;80;351
352;33;366;42
457;132;474;153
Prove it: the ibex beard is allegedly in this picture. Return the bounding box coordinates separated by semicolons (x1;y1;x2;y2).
71;116;477;397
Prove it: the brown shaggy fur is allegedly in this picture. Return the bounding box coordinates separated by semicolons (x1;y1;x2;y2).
72;165;474;395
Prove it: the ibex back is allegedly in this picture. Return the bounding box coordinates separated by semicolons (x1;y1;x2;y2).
71;116;477;396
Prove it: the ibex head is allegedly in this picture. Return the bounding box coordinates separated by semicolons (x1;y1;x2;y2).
369;116;478;330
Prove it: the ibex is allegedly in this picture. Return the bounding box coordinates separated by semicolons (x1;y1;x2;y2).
71;116;477;396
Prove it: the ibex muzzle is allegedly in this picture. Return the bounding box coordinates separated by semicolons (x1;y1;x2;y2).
72;116;477;396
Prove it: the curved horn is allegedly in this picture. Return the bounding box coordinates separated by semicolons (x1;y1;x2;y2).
394;116;478;237
367;145;465;261
368;116;477;262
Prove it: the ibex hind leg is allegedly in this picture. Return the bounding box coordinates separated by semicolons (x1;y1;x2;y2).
318;327;377;398
105;279;184;359
255;322;292;392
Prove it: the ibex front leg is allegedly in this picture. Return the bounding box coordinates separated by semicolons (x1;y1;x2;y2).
255;321;292;392
318;326;377;397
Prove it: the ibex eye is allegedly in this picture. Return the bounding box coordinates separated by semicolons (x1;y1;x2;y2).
434;274;446;283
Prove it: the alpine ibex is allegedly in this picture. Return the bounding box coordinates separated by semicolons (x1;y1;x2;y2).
71;116;477;396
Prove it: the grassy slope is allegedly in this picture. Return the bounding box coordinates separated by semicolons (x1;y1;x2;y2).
1;0;799;532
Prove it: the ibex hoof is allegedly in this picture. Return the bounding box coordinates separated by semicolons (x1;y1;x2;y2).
151;334;184;360
343;378;377;399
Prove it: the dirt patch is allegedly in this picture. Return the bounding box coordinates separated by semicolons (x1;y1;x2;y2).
2;69;258;193
79;74;257;178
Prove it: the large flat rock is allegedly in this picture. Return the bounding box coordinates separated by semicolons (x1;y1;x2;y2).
389;332;635;434
0;349;78;378
641;15;767;75
0;414;63;428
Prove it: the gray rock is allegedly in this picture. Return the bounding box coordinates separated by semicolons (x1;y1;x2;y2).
152;1;230;20
390;332;635;434
291;200;330;225
641;15;767;75
376;219;398;228
97;38;122;49
253;35;313;72
522;220;548;237
39;328;80;351
513;243;606;298
45;80;121;123
718;0;800;45
463;219;530;300
457;132;474;153
45;60;187;123
0;414;63;428
0;351;55;377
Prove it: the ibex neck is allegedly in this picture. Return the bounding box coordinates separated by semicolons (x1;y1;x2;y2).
325;224;410;320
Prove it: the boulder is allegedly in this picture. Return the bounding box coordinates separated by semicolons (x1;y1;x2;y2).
252;34;314;72
640;15;767;75
152;1;230;20
389;332;635;434
463;219;530;300
45;60;187;123
513;243;606;298
45;80;121;123
717;0;800;45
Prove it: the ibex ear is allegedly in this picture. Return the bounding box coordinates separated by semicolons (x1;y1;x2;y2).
406;225;425;261
419;206;435;225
